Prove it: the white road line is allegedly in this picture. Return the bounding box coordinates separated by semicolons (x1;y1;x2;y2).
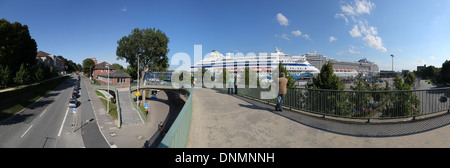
21;125;33;138
39;109;47;117
58;107;69;136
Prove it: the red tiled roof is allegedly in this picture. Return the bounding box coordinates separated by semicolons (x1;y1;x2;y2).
36;51;50;57
94;61;117;70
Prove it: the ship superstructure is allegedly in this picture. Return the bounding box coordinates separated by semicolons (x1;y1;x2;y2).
190;48;320;81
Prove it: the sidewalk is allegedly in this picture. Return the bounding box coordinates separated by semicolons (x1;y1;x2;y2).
83;76;170;148
188;88;450;147
118;88;144;127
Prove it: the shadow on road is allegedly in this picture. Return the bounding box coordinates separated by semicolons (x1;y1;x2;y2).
142;90;184;148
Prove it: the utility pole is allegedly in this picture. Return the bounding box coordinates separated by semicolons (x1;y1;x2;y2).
106;65;110;114
137;53;140;106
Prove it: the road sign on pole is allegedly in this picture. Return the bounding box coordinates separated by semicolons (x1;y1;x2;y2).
145;103;149;109
73;108;76;114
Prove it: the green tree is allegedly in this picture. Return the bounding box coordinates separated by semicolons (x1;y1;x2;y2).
312;61;343;90
278;62;295;87
82;58;96;77
125;65;137;80
0;65;11;88
32;62;45;81
439;60;450;85
383;76;420;117
112;63;124;71
13;63;31;85
0;19;37;77
404;72;416;87
116;27;170;84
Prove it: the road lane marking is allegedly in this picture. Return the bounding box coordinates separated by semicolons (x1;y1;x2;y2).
21;125;33;138
39;109;47;117
58;108;69;136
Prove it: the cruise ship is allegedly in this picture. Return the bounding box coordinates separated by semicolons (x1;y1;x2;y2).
304;51;379;79
190;48;320;81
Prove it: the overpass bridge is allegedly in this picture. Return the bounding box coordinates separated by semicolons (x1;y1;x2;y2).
97;82;450;147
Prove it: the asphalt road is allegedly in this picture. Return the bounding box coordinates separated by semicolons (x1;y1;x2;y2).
0;74;109;148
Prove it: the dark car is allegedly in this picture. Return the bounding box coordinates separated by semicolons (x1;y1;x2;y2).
440;96;447;102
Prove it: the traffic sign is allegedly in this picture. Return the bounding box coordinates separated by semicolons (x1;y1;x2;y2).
145;103;149;109
73;108;76;113
135;92;141;96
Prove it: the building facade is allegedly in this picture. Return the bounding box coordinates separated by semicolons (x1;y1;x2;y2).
97;69;131;88
36;51;65;74
93;61;117;79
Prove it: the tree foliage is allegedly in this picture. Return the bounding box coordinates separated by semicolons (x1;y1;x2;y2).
13;63;31;85
278;62;295;87
116;28;170;83
311;61;343;90
0;65;11;88
112;63;124;71
0;18;37;85
439;60;450;85
82;58;96;77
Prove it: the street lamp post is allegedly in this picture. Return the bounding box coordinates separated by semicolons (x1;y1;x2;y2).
106;65;110;114
390;54;394;72
137;53;141;106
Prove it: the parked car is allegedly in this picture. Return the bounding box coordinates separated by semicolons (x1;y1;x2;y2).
440;96;447;102
68;98;77;108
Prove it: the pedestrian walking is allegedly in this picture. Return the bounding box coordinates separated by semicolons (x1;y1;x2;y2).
228;74;234;94
234;73;238;95
276;72;288;112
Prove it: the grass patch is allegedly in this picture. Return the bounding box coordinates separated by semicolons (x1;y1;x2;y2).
0;76;69;121
95;90;118;119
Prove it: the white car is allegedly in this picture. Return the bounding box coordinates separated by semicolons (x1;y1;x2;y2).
68;98;77;108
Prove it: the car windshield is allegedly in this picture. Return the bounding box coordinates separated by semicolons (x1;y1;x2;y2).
70;100;76;103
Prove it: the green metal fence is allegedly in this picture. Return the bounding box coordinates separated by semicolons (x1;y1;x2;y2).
216;85;450;121
158;87;193;148
93;85;122;127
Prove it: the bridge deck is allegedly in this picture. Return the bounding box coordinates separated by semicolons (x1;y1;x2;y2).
187;88;450;147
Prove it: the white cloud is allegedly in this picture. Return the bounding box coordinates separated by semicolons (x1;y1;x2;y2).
302;34;311;41
275;34;290;40
335;13;349;24
341;0;375;16
362;33;386;52
329;36;337;42
291;30;302;36
349;46;360;54
276;13;289;26
121;6;127;12
341;4;356;16
355;0;375;15
430;56;436;60
349;25;361;37
358;22;386;52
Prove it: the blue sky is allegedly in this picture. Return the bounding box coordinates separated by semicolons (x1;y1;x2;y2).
1;0;449;71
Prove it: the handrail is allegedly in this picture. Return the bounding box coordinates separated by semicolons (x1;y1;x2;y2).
93;85;122;127
158;87;193;148
214;85;450;121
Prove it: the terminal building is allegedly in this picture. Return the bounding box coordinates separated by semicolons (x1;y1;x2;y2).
304;52;380;78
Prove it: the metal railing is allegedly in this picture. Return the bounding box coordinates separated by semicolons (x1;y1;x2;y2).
158;87;193;148
93;85;122;127
215;85;450;121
